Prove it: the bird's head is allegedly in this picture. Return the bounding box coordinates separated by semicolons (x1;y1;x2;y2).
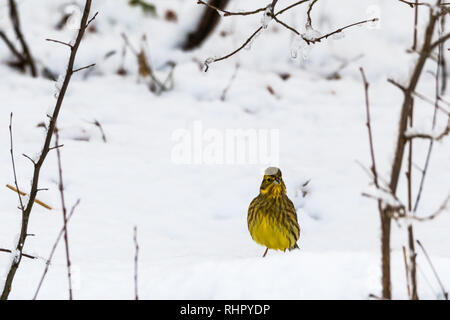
260;167;286;197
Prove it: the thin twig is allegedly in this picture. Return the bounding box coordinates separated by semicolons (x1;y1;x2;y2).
397;0;431;7
33;199;80;300
8;113;25;212
359;68;379;188
197;0;266;16
360;67;393;299
72;63;96;73
0;248;37;260
221;62;240;101
416;240;449;299
92;119;107;143
306;18;379;44
46;38;73;48
306;0;319;27
402;246;412;298
133;226;139;300
55;128;73;300
388;80;450;115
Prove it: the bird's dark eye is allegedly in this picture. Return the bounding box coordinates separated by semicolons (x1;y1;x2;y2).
267;177;273;182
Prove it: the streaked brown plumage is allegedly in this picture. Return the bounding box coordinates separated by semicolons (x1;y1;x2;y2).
247;167;300;257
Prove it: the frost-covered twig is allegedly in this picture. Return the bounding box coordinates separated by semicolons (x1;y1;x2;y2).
202;0;377;70
306;0;319;27
404;122;450;141
304;18;379;44
197;0;267;16
1;0;95;300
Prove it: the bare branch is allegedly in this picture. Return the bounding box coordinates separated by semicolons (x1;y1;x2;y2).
85;11;99;29
33;199;80;300
402;246;412;299
306;0;319;27
73;63;96;73
0;30;25;63
45;38;73;48
55;129;73;300
0;248;38;260
8;113;25;212
2;0;95;300
221;63;240;101
197;0;266;16
22;153;36;166
397;0;431;7
416;239;449;299
359;68;380;188
91;119;107;143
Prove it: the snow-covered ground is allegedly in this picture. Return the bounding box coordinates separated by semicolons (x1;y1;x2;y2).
0;0;449;299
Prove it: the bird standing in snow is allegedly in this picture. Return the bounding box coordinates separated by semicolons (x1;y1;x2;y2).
247;167;300;257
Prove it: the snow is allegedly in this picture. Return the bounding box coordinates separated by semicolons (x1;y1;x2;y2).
0;0;449;300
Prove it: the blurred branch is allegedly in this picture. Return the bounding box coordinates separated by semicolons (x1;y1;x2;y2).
6;0;37;76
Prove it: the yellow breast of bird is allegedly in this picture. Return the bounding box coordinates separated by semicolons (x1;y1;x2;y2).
247;196;300;251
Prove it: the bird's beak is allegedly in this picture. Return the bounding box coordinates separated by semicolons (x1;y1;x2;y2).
274;178;280;185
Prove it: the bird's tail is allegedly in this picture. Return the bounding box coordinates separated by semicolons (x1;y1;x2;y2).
288;243;299;251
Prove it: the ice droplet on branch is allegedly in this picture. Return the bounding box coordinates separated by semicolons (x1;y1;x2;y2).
303;25;321;41
203;57;215;71
53;74;65;99
245;28;263;51
290;37;311;62
260;5;273;29
332;31;345;40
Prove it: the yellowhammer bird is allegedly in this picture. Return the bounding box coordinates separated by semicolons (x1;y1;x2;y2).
247;167;300;257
